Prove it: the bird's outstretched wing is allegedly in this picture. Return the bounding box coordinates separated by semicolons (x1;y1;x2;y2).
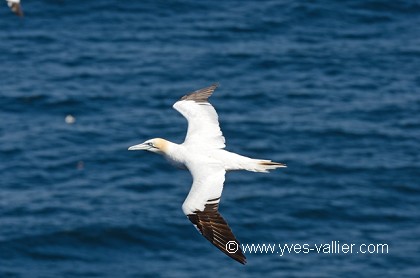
182;162;246;264
173;84;225;149
7;0;23;17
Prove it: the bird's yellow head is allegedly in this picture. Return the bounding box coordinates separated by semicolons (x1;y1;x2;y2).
128;138;169;154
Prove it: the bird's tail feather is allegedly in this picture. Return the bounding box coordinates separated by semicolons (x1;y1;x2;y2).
251;159;287;173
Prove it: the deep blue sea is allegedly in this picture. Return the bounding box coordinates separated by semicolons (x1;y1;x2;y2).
1;0;419;277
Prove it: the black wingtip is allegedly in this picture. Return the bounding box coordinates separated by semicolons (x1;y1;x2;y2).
187;201;247;265
9;2;23;17
180;83;219;103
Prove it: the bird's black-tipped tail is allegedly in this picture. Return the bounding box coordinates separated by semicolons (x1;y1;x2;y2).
254;160;287;173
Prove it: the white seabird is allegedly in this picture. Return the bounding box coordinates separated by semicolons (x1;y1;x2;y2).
128;84;286;264
6;0;23;17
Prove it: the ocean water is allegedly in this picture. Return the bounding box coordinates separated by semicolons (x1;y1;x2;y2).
1;0;419;277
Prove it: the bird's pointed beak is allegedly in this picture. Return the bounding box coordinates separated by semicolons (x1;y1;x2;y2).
128;143;149;151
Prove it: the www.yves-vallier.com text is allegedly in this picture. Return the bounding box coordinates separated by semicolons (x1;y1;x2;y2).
225;241;389;256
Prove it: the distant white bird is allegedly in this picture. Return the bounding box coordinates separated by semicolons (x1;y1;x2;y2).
65;114;76;125
6;0;23;17
128;84;286;264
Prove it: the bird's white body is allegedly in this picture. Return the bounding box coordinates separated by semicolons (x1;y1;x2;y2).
129;84;286;264
164;142;276;174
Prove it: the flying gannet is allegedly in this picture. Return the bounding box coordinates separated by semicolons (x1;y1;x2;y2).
6;0;23;17
128;84;286;264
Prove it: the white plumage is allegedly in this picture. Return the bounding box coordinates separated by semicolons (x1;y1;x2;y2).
128;84;286;264
173;99;226;149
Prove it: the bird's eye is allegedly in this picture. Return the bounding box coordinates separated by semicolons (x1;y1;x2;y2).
147;142;154;147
